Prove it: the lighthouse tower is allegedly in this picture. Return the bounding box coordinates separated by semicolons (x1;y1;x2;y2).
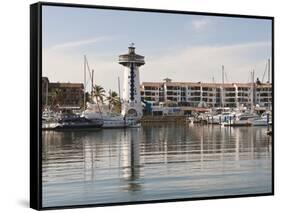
119;43;145;119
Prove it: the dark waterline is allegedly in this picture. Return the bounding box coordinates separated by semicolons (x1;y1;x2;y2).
42;124;272;207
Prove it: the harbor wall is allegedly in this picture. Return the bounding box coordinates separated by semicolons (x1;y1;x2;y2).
140;115;189;123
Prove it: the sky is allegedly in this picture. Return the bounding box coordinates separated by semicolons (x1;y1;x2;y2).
42;5;272;93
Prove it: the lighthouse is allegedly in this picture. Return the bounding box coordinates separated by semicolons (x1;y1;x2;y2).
119;43;145;119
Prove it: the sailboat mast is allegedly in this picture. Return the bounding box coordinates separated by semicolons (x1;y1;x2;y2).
268;58;270;83
221;65;224;108
83;55;86;110
251;70;255;112
91;69;94;103
118;76;121;103
268;59;271;110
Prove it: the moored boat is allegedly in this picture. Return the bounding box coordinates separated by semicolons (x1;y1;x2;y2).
223;113;259;127
102;114;129;128
83;103;140;128
42;109;61;130
55;116;103;130
42;119;60;130
252;112;272;126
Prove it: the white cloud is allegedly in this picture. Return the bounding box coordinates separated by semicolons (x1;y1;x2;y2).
192;18;211;30
141;41;271;83
42;48;123;93
48;36;111;50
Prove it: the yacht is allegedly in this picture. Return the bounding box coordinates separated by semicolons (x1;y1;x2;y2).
82;103;140;128
42;118;60;130
224;113;259;127
252;112;272;126
42;109;61;130
56;115;103;130
211;112;236;125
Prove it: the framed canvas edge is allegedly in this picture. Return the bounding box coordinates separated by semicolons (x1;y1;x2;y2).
271;16;275;197
37;1;274;19
30;2;43;210
30;1;275;210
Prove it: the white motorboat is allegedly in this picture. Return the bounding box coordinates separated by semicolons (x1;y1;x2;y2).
42;119;61;130
211;111;236;124
82;103;140;128
42;109;61;130
223;113;259;127
252;112;272;126
102;114;130;128
252;118;268;126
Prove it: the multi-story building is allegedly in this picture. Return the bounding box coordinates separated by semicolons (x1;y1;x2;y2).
185;83;202;107
236;83;251;107
222;84;237;108
256;83;272;107
200;83;219;107
141;82;163;103
140;80;272;112
42;77;84;108
42;77;49;106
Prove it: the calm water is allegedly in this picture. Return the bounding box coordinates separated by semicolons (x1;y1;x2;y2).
42;124;272;207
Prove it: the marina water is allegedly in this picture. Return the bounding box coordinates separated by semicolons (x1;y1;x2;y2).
42;124;272;207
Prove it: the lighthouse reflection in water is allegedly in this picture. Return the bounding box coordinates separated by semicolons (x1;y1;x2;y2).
42;124;272;207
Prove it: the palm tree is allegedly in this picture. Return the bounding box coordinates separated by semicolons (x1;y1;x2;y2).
114;99;122;113
85;91;91;103
107;90;119;111
92;85;105;113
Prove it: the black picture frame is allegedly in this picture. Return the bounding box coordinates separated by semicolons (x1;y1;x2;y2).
30;2;274;210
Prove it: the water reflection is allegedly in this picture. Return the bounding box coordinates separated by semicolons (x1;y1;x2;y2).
120;129;141;191
42;124;272;207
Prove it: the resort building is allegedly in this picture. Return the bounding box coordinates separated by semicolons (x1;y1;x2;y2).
42;77;49;107
140;80;272;115
255;83;272;107
42;77;84;108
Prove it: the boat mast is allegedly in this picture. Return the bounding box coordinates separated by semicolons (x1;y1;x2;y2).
84;56;95;104
83;55;86;110
251;70;255;113
91;69;94;103
268;58;270;83
268;58;271;110
221;65;224;108
118;76;121;102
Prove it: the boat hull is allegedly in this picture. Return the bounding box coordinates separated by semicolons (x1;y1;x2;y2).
252;119;272;126
42;121;60;130
55;123;103;130
53;117;103;130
